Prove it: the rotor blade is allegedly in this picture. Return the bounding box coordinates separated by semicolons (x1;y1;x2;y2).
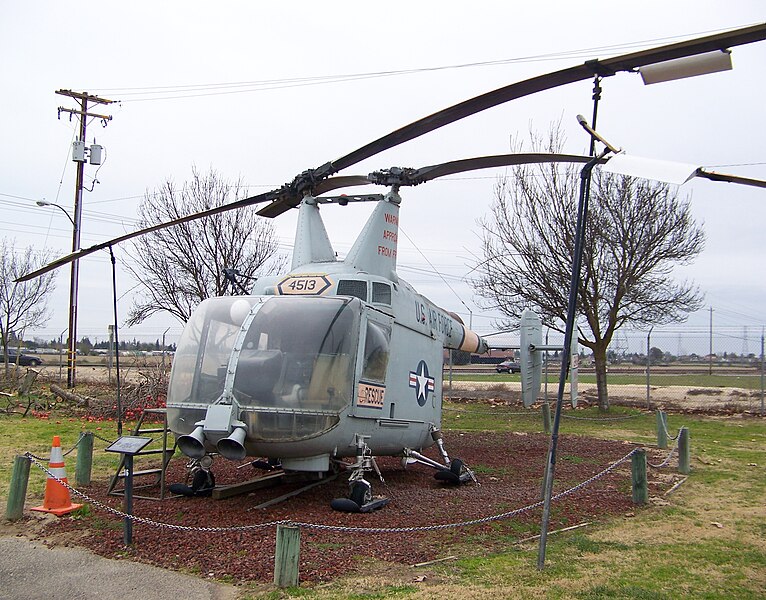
15;188;282;282
408;153;600;183
330;24;766;173
257;175;373;217
18;24;766;281
695;169;766;189
257;23;766;218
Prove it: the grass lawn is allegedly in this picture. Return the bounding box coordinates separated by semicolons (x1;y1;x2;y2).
1;394;764;599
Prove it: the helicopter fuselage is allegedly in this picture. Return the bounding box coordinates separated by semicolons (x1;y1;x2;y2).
167;191;488;472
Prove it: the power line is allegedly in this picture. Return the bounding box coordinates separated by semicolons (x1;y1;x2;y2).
85;25;750;103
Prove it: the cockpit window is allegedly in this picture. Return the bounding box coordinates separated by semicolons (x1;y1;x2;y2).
168;297;257;407
232;296;358;412
169;295;358;413
361;321;390;383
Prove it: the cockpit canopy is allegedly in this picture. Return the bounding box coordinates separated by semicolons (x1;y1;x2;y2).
167;295;360;415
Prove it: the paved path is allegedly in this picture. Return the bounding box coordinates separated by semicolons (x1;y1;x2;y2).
0;534;238;600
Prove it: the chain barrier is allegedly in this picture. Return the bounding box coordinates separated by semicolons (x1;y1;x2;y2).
26;432;86;461
647;436;680;469
90;431;117;445
26;429;116;461
445;405;643;422
561;413;642;422
443;406;534;416
660;416;681;441
25;454;287;532
26;448;637;535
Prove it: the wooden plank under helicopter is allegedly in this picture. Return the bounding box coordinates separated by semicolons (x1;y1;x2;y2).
18;24;766;511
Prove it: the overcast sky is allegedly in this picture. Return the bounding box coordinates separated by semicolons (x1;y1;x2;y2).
2;1;765;353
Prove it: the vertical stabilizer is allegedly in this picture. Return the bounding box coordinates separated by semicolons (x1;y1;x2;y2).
520;309;543;407
343;190;401;278
291;197;336;270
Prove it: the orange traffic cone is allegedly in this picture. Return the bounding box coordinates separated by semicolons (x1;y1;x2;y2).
31;435;83;516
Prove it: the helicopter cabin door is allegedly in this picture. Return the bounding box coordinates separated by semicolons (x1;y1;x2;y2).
352;310;393;419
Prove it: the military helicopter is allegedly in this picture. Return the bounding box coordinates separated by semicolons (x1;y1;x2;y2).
166;175;550;511
19;25;766;511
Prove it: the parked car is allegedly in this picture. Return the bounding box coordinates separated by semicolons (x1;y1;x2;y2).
4;350;43;367
495;359;520;373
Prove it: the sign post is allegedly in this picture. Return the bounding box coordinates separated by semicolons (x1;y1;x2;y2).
106;436;153;545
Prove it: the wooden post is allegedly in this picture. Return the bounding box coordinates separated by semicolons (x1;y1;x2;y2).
631;448;648;505
274;525;300;588
5;455;31;521
542;402;551;434
656;410;667;449
678;427;691;475
75;432;93;487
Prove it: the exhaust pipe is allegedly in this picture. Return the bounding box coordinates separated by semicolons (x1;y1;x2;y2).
177;425;206;459
217;426;247;461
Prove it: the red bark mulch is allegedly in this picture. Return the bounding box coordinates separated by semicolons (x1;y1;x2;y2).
38;431;663;583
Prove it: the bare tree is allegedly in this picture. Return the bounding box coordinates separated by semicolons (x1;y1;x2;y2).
124;168;286;325
0;239;57;378
473;129;704;410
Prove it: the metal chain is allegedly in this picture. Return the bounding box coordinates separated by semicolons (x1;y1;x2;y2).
660;416;681;441
648;436;680;469
25;454;286;532
443;406;534;416
26;448;637;535
90;431;117;445
294;448;638;534
562;413;641;421
27;433;86;461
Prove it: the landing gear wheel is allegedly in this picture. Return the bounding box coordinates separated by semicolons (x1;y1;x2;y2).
434;458;472;485
349;480;371;507
331;479;390;513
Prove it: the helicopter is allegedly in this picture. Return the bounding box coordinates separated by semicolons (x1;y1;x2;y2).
166;178;548;511
18;24;766;511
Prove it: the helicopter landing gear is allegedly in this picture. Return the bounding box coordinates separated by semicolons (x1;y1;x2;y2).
331;435;390;513
404;428;478;485
434;458;475;484
169;455;216;497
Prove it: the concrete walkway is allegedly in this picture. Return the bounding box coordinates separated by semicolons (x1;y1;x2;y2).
0;534;239;600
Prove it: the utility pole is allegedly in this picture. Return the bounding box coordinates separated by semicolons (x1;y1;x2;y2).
55;90;114;388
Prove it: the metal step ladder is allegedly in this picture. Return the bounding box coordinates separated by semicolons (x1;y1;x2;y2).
107;408;176;500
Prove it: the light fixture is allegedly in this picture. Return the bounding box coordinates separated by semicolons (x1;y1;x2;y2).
639;49;732;85
36;199;76;227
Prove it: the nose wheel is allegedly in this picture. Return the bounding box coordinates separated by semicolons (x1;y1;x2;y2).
331;435;390;513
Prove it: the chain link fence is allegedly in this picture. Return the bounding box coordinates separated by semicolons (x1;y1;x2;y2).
459;324;765;415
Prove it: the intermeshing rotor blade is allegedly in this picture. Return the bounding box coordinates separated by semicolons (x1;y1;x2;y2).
695;169;766;189
17;174;375;281
255;23;766;217
17;23;766;281
16;187;282;282
257;175;374;218
408;153;600;183
311;154;599;193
